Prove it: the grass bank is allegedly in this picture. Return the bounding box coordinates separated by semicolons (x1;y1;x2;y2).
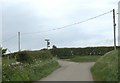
70;55;101;62
91;50;118;81
0;57;1;82
2;50;60;82
2;58;60;81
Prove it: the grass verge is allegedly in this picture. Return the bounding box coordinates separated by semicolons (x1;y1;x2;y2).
2;58;60;82
70;55;101;62
91;50;118;81
0;57;2;82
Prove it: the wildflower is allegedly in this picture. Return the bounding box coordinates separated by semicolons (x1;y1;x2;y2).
3;64;5;66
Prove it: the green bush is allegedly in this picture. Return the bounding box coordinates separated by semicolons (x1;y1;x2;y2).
50;48;74;59
16;51;33;63
24;50;53;60
7;50;53;64
36;50;53;60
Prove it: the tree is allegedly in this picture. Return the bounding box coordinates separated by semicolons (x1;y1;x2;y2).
16;51;33;63
52;45;57;49
2;49;7;55
0;48;7;56
51;45;57;57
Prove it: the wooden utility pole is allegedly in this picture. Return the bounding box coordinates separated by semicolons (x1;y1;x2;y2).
18;32;21;51
113;9;116;50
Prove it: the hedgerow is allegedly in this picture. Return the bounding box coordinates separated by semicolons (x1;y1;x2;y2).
50;46;119;59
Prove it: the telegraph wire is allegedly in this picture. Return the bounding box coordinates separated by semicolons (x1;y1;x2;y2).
2;10;113;43
2;35;17;43
22;10;113;35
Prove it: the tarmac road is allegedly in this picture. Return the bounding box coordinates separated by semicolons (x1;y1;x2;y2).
40;60;95;81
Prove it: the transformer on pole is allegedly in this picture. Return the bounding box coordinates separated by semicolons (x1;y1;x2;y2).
45;39;50;50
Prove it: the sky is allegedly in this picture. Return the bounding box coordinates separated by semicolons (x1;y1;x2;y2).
1;0;120;52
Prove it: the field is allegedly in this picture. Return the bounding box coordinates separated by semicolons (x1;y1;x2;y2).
70;55;101;62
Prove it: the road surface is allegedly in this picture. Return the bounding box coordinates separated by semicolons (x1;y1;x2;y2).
39;60;95;81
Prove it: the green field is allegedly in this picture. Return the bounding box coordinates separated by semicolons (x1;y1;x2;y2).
70;55;101;62
91;50;118;81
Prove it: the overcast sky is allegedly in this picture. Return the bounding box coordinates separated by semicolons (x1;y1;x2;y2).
1;0;120;52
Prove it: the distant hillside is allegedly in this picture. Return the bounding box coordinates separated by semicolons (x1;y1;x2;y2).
91;50;118;81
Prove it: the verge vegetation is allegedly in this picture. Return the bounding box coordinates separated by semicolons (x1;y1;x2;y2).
91;50;118;81
2;50;60;81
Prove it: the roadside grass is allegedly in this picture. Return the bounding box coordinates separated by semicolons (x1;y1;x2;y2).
91;50;118;81
2;50;60;81
2;57;60;81
0;57;2;82
70;55;101;62
2;57;16;65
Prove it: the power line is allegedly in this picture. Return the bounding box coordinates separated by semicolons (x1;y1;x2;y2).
2;35;17;43
22;10;113;35
2;10;113;43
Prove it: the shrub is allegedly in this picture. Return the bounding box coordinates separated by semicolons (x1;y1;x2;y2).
50;46;119;59
24;50;53;60
16;51;33;63
39;50;53;60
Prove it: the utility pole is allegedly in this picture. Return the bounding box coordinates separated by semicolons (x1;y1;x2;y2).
18;32;21;51
45;39;50;50
0;44;2;56
113;9;117;50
